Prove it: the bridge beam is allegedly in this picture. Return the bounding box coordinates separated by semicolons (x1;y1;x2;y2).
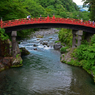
72;30;83;48
11;31;17;57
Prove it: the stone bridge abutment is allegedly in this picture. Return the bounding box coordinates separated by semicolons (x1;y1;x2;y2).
11;31;21;57
72;30;83;48
72;30;94;48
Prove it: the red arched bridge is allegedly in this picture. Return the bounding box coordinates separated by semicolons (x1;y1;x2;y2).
0;16;95;33
0;16;95;57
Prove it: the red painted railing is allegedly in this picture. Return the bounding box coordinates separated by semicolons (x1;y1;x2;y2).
0;16;95;28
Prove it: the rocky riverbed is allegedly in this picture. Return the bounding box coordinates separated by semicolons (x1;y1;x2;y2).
32;28;59;37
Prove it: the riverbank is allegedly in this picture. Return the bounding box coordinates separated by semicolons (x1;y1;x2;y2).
0;28;59;72
1;30;95;94
61;47;95;83
0;38;23;72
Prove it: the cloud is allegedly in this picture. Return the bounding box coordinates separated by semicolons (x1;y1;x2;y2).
73;0;83;5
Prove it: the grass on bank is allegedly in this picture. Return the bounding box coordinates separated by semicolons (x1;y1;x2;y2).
58;28;95;82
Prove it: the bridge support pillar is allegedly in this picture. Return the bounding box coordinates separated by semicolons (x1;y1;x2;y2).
11;31;17;57
72;30;83;48
72;30;77;48
76;30;83;46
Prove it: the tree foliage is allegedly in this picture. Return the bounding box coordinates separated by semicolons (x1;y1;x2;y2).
0;0;90;39
0;0;29;21
73;34;95;71
58;28;72;47
0;28;9;41
82;0;95;21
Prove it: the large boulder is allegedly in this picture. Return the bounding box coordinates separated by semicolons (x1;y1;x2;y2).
53;43;62;50
20;47;30;56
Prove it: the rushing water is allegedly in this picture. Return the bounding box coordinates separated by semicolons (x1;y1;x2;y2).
0;31;95;95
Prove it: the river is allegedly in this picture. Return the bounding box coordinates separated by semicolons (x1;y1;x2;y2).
0;29;95;95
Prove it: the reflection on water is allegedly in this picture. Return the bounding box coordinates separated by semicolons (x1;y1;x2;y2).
0;33;95;95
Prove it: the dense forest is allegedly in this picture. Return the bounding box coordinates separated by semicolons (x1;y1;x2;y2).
0;0;89;20
0;0;90;38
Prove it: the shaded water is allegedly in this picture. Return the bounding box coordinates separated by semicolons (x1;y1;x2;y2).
0;32;95;95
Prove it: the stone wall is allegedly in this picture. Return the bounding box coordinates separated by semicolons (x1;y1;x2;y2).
0;39;12;57
0;39;22;72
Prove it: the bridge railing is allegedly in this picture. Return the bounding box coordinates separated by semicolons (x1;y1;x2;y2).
0;16;95;28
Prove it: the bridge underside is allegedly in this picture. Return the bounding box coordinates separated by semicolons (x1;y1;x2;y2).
4;23;95;33
3;23;95;57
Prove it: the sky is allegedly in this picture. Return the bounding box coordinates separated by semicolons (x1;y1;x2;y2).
73;0;84;5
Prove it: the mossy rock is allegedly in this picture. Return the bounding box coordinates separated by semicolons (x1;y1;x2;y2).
20;47;30;56
36;35;43;38
12;56;23;67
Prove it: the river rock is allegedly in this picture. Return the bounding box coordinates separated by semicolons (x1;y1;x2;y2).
53;43;62;50
36;35;43;38
37;39;40;40
49;37;52;39
40;40;43;44
47;45;49;47
0;63;5;71
20;47;30;56
34;48;37;50
33;44;37;47
12;56;23;67
42;41;48;45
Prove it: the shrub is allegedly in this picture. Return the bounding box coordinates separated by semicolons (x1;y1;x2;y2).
0;28;9;41
60;47;67;53
75;43;95;70
91;34;95;45
55;40;60;43
58;28;72;47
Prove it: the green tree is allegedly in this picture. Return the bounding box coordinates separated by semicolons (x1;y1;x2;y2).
0;0;29;20
60;12;67;18
58;28;72;46
82;0;95;21
24;0;47;17
0;28;8;41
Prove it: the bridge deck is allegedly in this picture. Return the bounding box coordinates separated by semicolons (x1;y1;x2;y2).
0;16;95;29
0;16;95;33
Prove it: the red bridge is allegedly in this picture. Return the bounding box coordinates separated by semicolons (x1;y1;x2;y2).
0;16;95;33
0;16;95;57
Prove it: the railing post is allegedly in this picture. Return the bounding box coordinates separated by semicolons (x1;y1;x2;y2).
47;15;49;22
0;17;3;28
53;15;55;19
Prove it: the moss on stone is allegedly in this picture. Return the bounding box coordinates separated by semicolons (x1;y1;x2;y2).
0;68;5;72
36;35;43;38
12;56;23;68
11;64;23;68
